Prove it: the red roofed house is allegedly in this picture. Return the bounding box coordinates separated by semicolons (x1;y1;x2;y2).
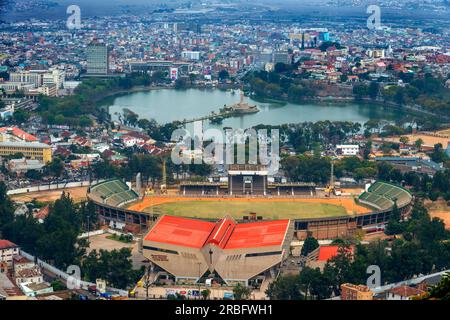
0;240;20;267
143;215;292;286
0;127;38;142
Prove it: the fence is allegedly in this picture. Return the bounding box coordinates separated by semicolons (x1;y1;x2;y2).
20;249;128;296
7;179;105;196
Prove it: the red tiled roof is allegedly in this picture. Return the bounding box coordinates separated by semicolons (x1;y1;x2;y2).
0;127;38;142
389;285;425;297
0;240;18;249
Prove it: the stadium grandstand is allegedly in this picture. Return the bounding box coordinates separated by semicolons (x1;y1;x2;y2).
141;215;293;287
180;164;316;196
358;181;412;211
88;179;139;207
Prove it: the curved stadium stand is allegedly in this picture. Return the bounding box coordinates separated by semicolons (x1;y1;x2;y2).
358;181;412;211
89;179;139;207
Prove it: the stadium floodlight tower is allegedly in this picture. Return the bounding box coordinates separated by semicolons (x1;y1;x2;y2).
227;164;268;196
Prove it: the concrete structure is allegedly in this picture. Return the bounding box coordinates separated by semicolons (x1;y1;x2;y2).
86;41;110;75
0;141;52;163
8;158;45;174
336;144;359;156
142;215;293;286
0;240;19;267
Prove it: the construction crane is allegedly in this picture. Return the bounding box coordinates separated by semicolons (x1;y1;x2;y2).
325;161;335;195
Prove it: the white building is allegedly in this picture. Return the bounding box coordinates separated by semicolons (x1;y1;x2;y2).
181;51;201;61
336;145;360;156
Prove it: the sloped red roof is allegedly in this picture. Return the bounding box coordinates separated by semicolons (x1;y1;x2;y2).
0;127;38;142
144;215;290;250
0;240;18;249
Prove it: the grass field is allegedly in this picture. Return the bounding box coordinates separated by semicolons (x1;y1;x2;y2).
143;200;350;220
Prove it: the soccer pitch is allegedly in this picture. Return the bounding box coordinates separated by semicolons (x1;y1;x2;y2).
143;200;351;220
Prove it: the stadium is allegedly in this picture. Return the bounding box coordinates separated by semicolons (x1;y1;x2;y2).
86;165;413;286
87;165;413;240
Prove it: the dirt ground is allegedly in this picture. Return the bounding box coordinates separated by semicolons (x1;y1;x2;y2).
86;233;146;269
128;196;371;215
385;133;449;148
11;187;88;203
425;199;450;230
436;128;450;136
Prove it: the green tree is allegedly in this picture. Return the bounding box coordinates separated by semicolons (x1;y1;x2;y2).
233;283;252;300
201;289;211;300
301;236;319;256
265;275;302;300
44;158;64;176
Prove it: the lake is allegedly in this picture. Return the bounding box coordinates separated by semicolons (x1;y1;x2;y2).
105;88;402;130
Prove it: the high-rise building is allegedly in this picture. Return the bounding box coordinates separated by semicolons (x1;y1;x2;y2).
86;41;110;75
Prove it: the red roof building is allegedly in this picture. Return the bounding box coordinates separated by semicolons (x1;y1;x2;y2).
143;215;291;285
0;127;38;142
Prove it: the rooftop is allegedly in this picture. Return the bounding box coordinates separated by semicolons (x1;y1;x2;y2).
0;127;38;142
144;215;290;250
0;240;18;250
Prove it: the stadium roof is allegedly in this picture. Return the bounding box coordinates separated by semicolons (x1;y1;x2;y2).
144;215;290;250
144;216;215;249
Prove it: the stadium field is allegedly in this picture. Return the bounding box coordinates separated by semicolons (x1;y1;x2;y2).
129;197;371;220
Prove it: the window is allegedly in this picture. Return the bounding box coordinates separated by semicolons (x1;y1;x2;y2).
143;246;178;255
245;251;282;258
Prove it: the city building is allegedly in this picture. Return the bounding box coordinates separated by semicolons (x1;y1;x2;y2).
340;283;373;300
86;41;110;75
7;158;45;174
336;145;360;156
386;285;426;300
0;240;19;267
0;141;52;163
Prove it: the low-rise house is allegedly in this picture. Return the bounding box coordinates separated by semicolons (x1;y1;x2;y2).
0;240;20;267
19;282;53;297
15;266;43;286
8;158;45;174
341;283;373;300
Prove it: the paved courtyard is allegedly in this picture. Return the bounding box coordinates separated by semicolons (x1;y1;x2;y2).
86;233;147;270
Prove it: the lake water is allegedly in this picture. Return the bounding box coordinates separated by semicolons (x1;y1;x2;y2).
105;88;402;130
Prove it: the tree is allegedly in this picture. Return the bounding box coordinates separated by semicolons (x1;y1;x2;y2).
418;272;450;300
298;267;332;300
233;283;251;300
399;136;410;145
368;82;379;100
265;275;302;300
82;248;141;289
0;181;14;236
218;69;229;81
201;289;211;300
414;138;424;151
301;236;319;256
44;158;64;177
